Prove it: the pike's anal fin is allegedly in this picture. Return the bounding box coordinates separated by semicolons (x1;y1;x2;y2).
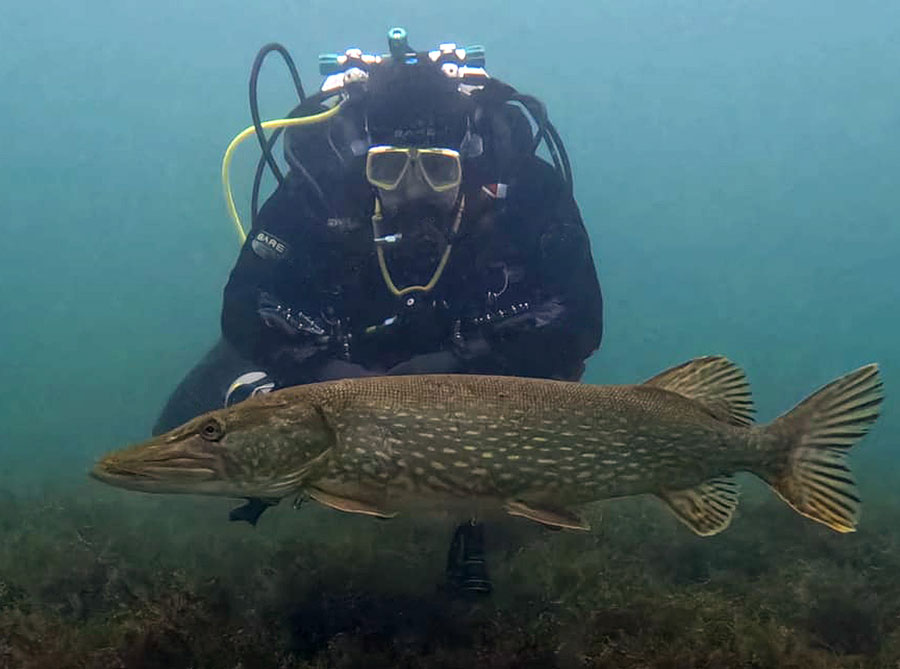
307;485;396;519
504;500;590;531
658;476;739;536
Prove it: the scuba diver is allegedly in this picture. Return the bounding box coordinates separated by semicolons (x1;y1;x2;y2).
154;29;604;594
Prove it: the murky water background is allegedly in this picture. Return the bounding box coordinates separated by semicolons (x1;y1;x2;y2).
1;1;898;666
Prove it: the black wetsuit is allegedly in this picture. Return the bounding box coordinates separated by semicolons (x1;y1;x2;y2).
154;103;603;434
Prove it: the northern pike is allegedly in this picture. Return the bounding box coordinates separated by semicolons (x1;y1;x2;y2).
92;357;883;535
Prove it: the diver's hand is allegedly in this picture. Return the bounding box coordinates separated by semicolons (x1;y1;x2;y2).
490;298;565;332
271;343;324;369
387;351;461;376
257;292;326;338
313;359;379;382
452;332;491;361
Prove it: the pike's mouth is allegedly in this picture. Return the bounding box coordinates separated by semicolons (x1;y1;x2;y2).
90;451;220;493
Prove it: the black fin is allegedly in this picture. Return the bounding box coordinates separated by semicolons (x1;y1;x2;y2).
229;497;279;525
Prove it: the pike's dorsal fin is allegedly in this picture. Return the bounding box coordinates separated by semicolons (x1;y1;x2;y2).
644;356;755;426
658;476;740;536
504;500;590;531
307;484;396;520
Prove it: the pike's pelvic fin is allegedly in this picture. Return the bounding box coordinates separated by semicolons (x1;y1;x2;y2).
504;500;590;531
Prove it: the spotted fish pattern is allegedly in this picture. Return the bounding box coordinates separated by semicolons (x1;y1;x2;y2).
93;357;883;536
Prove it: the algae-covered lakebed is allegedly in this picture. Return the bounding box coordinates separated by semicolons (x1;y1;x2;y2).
2;482;899;668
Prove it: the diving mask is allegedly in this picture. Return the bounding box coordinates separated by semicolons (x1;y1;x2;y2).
366;145;462;193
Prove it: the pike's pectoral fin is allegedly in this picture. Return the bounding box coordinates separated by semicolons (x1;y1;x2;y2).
307;483;396;520
657;476;739;536
644;356;755;426
504;500;590;531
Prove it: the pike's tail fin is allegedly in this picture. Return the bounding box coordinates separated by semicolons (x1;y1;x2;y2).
762;364;883;532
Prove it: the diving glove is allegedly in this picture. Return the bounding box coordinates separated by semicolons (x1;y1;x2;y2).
257;292;326;338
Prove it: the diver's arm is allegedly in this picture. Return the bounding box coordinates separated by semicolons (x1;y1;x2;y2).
221;185;331;380
221;183;385;386
476;160;603;380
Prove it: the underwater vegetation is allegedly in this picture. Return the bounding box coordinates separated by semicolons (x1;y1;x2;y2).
1;482;899;668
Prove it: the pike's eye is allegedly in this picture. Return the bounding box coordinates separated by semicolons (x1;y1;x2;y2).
200;418;224;442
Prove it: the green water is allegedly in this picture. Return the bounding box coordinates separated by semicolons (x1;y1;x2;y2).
1;1;898;666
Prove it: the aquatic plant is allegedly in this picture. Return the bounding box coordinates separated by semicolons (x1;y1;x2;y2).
0;485;897;668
